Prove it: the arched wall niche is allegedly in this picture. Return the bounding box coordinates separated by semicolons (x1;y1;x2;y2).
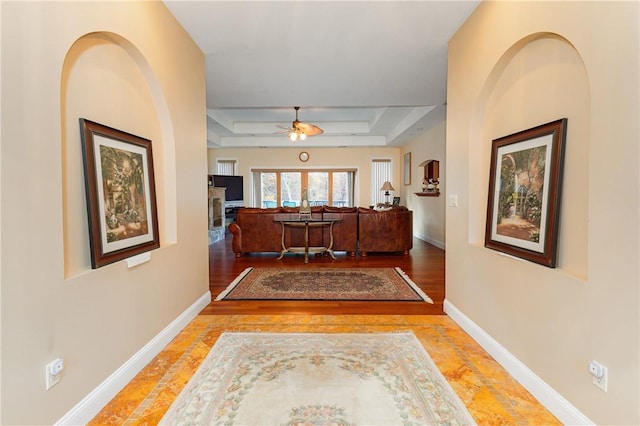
468;32;589;279
61;31;177;278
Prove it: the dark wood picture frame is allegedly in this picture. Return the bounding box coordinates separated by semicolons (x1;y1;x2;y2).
392;196;401;206
80;119;160;268
485;118;567;267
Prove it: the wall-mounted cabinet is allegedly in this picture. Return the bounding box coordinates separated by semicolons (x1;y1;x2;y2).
426;160;439;182
416;159;440;195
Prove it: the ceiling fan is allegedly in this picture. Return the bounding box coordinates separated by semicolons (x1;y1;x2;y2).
278;106;324;141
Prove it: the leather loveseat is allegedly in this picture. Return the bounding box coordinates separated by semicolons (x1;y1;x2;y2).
228;206;358;257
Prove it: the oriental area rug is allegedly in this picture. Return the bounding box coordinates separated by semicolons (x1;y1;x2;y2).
215;267;433;303
160;332;476;426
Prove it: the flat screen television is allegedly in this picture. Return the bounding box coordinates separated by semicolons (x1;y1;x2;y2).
211;175;244;203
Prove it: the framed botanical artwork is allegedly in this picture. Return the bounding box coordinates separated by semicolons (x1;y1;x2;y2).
404;152;411;185
485;118;567;267
80;119;160;268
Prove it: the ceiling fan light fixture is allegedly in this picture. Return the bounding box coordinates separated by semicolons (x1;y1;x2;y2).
282;107;323;142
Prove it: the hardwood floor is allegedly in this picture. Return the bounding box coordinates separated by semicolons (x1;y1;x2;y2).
202;233;445;315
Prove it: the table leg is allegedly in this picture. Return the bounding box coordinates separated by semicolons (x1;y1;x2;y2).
327;220;337;260
277;221;287;260
304;221;309;264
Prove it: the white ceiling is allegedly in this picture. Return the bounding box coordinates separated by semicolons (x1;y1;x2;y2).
163;1;480;148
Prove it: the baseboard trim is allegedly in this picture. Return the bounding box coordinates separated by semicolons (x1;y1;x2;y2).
415;234;445;250
55;290;212;425
444;299;594;426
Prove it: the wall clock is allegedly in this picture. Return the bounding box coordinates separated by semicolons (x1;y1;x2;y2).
299;151;309;162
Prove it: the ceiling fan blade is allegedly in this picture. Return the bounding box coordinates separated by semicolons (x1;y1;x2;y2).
276;107;324;138
275;124;294;135
296;122;324;136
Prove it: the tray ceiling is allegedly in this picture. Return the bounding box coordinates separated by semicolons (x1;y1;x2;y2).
164;1;480;148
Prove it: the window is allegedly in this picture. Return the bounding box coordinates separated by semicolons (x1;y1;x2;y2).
308;172;328;206
260;172;277;208
281;172;301;206
252;169;356;208
216;159;237;175
332;171;352;207
371;159;392;205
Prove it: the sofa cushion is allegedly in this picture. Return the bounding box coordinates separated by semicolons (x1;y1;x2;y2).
239;207;282;214
323;206;358;213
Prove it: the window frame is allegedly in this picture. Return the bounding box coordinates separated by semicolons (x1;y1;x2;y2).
252;168;356;207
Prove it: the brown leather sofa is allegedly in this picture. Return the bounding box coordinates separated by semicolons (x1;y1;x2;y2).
228;206;358;257
357;206;413;255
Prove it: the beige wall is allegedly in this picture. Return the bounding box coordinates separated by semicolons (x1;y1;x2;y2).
208;143;447;246
447;1;638;424
1;2;207;424
401;122;446;248
208;146;402;207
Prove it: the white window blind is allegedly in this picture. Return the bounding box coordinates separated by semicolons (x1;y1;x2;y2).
216;159;236;175
371;159;392;205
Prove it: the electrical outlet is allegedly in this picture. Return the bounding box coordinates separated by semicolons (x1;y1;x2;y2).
45;358;64;390
589;360;608;392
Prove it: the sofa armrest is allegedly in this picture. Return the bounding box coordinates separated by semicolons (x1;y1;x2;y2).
228;222;243;257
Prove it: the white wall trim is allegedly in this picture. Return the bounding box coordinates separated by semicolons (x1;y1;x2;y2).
444;300;594;426
416;233;445;250
55;291;212;425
